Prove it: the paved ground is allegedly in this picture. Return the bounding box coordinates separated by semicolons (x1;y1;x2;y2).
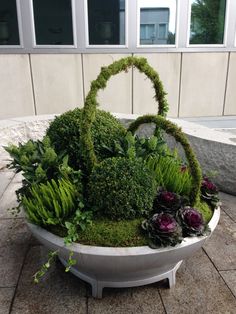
0;169;236;314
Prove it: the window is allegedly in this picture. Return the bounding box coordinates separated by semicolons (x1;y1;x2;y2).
32;0;74;45
139;0;177;46
87;0;126;45
189;0;227;45
0;0;20;45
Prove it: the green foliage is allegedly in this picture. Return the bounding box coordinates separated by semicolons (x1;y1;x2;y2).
80;56;169;172
102;131;167;160
64;251;76;272
22;178;78;226
128;114;202;206
88;157;157;220
146;154;192;197
5;137;82;202
33;250;58;283
76;218;148;247
46;108;126;169
190;0;226;44
64;207;93;245
196;201;213;223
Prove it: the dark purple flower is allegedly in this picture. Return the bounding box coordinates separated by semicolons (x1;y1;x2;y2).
181;207;204;231
153;213;177;233
160;191;176;203
180;165;188;173
202;177;217;193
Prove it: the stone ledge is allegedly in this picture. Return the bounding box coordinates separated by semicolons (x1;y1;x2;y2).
1;113;236;195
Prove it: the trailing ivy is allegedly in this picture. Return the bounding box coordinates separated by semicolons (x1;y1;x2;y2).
127;115;202;206
80;56;169;172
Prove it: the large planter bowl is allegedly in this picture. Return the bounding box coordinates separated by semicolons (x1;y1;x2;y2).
27;207;220;298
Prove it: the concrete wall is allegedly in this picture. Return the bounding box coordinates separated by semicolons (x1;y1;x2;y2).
0;52;235;119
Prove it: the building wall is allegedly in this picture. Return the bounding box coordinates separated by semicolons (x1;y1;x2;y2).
0;52;235;119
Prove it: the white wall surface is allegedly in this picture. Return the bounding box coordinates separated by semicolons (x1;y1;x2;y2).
0;53;235;119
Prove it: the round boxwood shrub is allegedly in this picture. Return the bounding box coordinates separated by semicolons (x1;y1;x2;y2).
88;157;157;220
46;108;126;169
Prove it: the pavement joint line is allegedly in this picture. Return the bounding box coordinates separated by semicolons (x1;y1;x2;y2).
8;242;31;314
202;248;236;300
0;286;16;289
0;172;16;202
158;288;168;314
219;269;236;272
221;207;236;223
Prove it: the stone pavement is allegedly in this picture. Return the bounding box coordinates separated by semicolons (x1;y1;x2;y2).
0;169;236;314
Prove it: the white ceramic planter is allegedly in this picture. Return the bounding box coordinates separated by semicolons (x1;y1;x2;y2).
28;207;220;298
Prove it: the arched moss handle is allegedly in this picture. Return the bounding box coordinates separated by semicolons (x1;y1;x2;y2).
128;114;202;206
80;56;169;172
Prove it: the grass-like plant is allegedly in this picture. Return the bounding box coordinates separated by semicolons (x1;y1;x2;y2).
146;154;192;197
22;178;78;226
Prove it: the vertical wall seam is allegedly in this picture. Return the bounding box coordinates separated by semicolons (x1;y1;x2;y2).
28;54;37;115
81;54;86;105
177;52;183;118
222;52;230;116
131;52;134;114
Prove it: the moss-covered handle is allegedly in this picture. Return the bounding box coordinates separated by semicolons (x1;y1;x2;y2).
128;115;202;206
80;56;169;172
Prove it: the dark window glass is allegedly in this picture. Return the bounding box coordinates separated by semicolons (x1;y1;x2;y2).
140;3;176;45
0;0;20;45
33;0;73;45
190;0;226;44
88;0;125;45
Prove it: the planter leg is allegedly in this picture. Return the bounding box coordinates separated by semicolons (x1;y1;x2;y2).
167;260;183;288
91;282;103;299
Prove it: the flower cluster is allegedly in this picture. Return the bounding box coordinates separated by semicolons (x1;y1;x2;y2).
201;177;220;209
143;190;210;248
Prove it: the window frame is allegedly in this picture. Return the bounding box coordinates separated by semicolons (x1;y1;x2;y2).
29;0;77;48
0;0;24;48
84;0;128;48
137;0;179;48
187;0;230;48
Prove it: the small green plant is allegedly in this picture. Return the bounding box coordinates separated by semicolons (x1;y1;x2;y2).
64;207;93;245
33;250;58;283
22;178;79;226
88;157;157;220
46;108;126;169
146;154;192;197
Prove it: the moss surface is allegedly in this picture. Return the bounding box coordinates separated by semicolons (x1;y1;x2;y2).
196;201;213;223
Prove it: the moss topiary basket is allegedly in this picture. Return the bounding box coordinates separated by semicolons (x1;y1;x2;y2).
27;57;220;298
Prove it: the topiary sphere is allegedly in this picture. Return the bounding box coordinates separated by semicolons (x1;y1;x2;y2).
46;108;126;169
88;157;157;220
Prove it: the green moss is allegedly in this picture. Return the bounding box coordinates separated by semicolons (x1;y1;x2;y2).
196;201;213;223
46;108;126;169
76;218;148;247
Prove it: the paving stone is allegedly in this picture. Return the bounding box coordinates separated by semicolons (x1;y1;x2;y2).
204;210;236;270
219;192;236;222
0;219;30;287
11;246;87;314
220;270;236;298
0;171;14;200
88;285;165;314
0;287;14;314
159;249;236;314
0;179;24;219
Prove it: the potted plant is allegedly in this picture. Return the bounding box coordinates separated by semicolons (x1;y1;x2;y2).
5;57;220;298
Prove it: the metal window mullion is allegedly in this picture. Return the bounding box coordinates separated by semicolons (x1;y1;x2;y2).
225;0;236;47
177;0;189;48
